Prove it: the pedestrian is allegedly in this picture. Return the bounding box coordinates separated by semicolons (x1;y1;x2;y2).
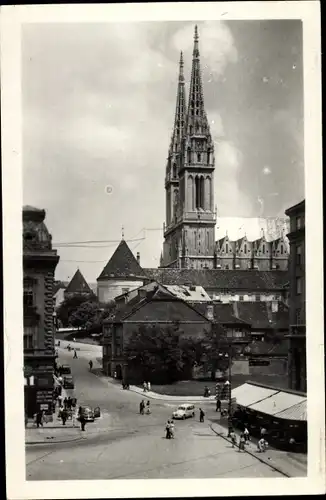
204;386;209;397
244;426;250;443
73;349;78;359
61;408;67;426
146;401;151;415
80;414;86;431
199;408;205;423
67;397;72;410
58;340;61;347
258;438;266;452
216;399;221;412
89;360;93;371
139;400;145;415
71;397;77;408
169;420;175;439
63;397;68;409
165;420;171;439
36;410;43;428
143;381;147;392
260;426;267;438
229;429;237;448
238;433;246;452
147;381;151;392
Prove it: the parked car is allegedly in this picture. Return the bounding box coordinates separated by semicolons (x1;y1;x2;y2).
172;404;195;420
79;406;95;422
60;365;71;375
63;375;74;389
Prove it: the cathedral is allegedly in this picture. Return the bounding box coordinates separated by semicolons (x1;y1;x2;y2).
160;26;288;272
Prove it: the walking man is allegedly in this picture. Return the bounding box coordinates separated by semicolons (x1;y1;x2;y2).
61;408;68;426
199;408;205;423
165;420;171;439
89;360;93;371
146;401;151;414
238;433;246;452
244;426;250;443
230;429;237;448
216;399;221;412
73;349;78;359
36;411;43;428
143;381;147;392
139;400;145;415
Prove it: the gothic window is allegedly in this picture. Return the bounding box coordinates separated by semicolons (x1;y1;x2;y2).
262;244;265;253
24;278;36;308
187;148;191;163
226;243;228;253
196;110;199;115
173;164;177;178
280;245;284;254
207;150;210;164
190;125;193;135
197;153;201;162
244;244;247;253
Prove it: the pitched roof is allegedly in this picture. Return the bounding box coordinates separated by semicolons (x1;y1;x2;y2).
234;301;289;330
64;269;92;295
143;268;288;291
193;302;250;326
97;239;146;280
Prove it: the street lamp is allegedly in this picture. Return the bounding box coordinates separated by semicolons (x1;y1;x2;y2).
218;343;233;436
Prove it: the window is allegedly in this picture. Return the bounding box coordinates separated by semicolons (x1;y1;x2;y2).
225;243;228;253
255;295;260;302
244;244;247;253
296;245;302;265
295;308;302;325
225;264;229;270
296;277;302;295
226;330;233;338
280;245;284;255
23;278;35;307
239;295;244;301
197;153;201;162
234;330;244;338
296;216;302;230
262;244;265;253
24;325;36;350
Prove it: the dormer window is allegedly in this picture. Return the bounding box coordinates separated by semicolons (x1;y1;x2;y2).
244;244;247;253
225;243;228;253
262;244;265;253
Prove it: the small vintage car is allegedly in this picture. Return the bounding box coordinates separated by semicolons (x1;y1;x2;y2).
63;375;75;389
172;404;195;420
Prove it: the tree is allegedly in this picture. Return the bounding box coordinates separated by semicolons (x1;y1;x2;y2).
56;293;96;327
202;322;237;380
124;324;202;384
69;301;99;330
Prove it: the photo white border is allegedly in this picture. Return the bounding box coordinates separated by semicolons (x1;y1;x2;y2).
1;2;324;498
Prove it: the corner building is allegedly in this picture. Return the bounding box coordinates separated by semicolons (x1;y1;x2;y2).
162;26;216;270
23;206;59;417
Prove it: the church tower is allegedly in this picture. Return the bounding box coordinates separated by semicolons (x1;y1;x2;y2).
162;26;216;269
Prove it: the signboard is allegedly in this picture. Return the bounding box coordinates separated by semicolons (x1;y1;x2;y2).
40;403;49;411
36;390;53;403
249;358;271;367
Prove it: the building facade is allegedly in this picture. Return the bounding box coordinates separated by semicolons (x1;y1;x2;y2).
23;206;59;417
285;200;306;392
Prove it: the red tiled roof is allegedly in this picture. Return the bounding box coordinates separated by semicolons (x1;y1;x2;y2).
64;269;92;295
97;239;146;280
143;268;288;291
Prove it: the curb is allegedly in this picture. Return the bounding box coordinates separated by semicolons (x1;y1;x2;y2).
209;424;290;478
26;436;83;446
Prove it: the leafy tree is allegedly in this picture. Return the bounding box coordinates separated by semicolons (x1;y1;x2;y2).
56;293;96;327
124;324;202;384
69;301;99;330
202;322;237;380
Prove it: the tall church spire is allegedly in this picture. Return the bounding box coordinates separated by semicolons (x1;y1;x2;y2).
169;51;186;156
184;25;211;145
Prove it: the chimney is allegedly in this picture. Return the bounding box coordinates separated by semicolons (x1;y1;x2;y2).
206;304;214;321
136;252;140;265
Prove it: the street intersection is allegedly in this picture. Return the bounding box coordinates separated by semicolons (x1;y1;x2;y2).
25;341;296;480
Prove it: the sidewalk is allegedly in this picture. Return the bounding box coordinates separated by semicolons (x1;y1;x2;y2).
210;421;307;478
25;414;83;445
106;377;217;403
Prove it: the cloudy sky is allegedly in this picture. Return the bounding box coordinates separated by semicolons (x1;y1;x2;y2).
22;20;304;282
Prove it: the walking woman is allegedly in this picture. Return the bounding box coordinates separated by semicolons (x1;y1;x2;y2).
165;420;171;439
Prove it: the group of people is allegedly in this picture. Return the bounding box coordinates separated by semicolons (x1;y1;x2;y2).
143;381;151;392
229;427;250;452
139;400;151;415
165;420;175;439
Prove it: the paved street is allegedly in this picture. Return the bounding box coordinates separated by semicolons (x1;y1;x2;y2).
25;341;286;480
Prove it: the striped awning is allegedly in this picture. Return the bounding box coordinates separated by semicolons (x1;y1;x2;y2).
275;400;307;421
232;383;278;407
249;391;306;416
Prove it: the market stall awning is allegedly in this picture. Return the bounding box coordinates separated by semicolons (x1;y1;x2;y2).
232;382;278;407
249;390;306;416
275;400;307;421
